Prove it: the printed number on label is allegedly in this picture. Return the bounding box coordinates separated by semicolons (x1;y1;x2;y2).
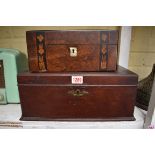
71;76;83;84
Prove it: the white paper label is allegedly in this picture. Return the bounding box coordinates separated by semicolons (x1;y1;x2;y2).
71;76;83;84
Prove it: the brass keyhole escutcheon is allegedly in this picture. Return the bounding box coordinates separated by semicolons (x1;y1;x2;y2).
75;89;80;95
69;47;77;57
68;89;88;97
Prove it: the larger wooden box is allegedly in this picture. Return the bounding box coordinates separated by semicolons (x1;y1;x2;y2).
18;66;138;121
26;30;119;72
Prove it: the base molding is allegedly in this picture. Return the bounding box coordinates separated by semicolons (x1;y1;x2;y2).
20;116;135;121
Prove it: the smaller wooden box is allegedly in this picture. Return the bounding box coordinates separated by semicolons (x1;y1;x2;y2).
26;30;119;72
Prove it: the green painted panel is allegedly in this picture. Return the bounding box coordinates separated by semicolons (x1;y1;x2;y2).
0;48;28;104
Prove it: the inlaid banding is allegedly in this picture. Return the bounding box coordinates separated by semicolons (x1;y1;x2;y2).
36;32;47;71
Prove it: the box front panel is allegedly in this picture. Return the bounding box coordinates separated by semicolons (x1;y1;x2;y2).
46;44;100;72
19;85;136;120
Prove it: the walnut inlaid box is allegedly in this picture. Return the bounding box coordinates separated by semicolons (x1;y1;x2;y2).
26;30;119;72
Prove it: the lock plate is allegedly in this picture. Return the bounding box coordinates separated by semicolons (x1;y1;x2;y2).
69;47;77;57
68;89;88;97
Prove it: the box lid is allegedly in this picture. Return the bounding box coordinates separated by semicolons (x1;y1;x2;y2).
26;30;119;45
18;66;138;86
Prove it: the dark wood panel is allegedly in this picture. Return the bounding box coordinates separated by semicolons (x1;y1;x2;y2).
45;31;100;44
17;73;138;86
21;117;135;121
0;60;5;88
26;31;38;72
107;45;118;71
19;85;136;120
101;31;119;44
17;66;138;85
46;44;100;72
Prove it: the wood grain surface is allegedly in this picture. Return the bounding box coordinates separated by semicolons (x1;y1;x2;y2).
26;30;119;72
18;66;138;121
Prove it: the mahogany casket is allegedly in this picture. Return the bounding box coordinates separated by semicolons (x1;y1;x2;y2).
26;30;119;72
18;66;138;121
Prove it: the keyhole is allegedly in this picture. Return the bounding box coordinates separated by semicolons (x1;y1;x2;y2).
76;89;80;95
69;47;77;57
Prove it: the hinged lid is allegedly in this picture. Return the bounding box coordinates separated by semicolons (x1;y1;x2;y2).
18;66;138;86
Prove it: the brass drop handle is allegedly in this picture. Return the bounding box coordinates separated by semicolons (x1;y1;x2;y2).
68;89;88;97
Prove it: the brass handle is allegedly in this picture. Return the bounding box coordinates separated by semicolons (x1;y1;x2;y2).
68;89;88;97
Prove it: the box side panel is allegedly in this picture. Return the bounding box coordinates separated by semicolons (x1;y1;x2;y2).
26;31;38;72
